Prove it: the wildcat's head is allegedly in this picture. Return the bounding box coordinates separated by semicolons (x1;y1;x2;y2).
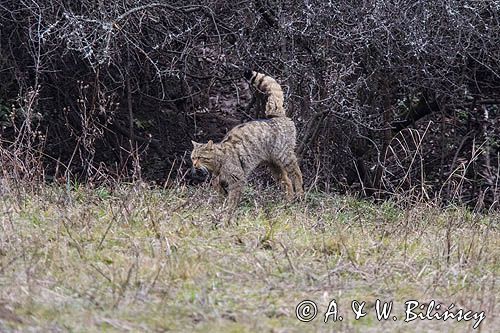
190;140;217;174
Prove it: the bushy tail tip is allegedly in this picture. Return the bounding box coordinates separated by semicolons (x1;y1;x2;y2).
243;68;254;80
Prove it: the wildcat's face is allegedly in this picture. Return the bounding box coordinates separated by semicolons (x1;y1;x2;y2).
191;140;216;173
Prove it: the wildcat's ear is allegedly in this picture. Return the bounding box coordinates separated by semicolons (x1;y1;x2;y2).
191;140;201;148
207;140;213;148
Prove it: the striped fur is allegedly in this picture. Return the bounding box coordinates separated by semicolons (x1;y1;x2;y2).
244;69;285;118
191;117;303;211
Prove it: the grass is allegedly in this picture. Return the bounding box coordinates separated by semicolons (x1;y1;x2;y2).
0;183;499;332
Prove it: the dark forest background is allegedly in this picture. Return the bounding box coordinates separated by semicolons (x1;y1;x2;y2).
0;0;499;208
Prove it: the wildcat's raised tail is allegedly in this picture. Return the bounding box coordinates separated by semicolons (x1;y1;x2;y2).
244;69;285;118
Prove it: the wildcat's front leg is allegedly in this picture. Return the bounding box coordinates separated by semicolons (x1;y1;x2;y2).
226;181;244;211
217;168;245;223
220;180;243;225
211;175;226;196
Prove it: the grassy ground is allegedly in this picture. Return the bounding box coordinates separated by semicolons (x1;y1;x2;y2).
0;183;498;332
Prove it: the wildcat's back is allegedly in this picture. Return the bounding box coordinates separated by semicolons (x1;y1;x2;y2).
220;117;297;172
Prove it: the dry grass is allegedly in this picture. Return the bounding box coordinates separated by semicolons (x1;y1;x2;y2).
0;183;498;332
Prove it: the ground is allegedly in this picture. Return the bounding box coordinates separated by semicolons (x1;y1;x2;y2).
0;184;498;332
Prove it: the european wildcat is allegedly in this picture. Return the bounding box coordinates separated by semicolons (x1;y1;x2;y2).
191;70;303;211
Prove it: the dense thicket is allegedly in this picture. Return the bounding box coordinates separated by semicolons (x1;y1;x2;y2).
0;0;499;207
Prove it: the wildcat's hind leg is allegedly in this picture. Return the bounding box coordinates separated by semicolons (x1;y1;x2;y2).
283;154;304;199
268;162;294;200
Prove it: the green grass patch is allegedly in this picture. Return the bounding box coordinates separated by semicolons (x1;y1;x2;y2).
0;185;498;332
